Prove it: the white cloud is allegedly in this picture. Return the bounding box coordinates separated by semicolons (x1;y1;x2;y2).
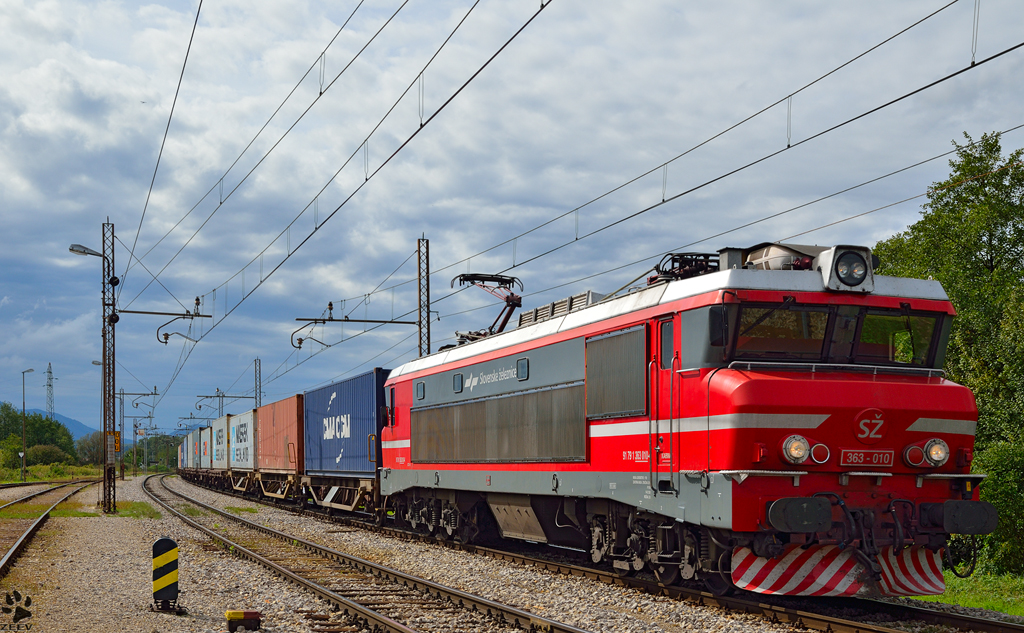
1;0;1023;424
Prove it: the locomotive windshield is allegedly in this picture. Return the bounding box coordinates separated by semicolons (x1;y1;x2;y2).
731;302;942;367
735;304;830;360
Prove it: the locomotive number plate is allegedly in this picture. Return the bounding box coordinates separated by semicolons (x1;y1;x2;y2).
839;448;894;467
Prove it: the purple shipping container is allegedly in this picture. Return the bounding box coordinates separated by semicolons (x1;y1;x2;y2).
304;368;389;477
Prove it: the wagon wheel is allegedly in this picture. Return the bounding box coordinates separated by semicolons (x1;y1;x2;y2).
653;562;681;587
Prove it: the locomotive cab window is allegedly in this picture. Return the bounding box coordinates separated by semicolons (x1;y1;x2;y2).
415;381;425;400
726;301;943;368
659;319;674;369
734;302;829;361
855;310;938;366
516;358;529;381
453;373;463;393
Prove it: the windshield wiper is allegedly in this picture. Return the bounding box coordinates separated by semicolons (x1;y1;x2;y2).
740;296;795;336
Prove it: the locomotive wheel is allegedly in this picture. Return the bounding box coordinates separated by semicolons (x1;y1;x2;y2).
703;572;735;596
613;532;647;577
441;509;458;540
613;554;645;577
425;501;440;536
653;562;681;587
590;520;608;564
703;550;735;596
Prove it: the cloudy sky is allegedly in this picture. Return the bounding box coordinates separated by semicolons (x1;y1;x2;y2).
2;0;1022;436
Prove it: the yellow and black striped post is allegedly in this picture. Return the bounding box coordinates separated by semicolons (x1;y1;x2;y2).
152;537;180;611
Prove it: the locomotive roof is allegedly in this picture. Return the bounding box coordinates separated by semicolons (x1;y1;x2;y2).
388;269;949;379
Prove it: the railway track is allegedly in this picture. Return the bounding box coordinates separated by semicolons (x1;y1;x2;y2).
146;475;590;633
0;481;97;578
178;475;1024;633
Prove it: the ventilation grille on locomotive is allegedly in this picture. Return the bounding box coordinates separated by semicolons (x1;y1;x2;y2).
586;325;647;419
411;383;585;463
518;290;605;328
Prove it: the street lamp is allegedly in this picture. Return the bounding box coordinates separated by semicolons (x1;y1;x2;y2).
70;226;118;513
69;244;103;258
21;368;34;482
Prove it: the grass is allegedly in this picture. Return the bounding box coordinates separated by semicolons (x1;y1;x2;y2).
51;506;99;517
0;503;50;520
913;571;1024;617
113;501;161;519
179;505;207;517
0;501;100;519
224;506;257;515
0;464;104;483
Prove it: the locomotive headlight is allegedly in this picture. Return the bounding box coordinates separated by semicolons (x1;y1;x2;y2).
924;438;949;466
835;252;868;286
782;435;810;464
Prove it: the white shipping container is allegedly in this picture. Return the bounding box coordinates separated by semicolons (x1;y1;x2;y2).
230;410;256;471
212;415;230;470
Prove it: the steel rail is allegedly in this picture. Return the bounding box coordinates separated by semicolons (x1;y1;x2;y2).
0;482;96;579
155;475;591;633
0;484;70;511
179;474;1024;633
0;479;97;491
143;476;419;633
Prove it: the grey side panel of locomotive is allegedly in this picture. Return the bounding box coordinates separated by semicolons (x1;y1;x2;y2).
379;467;732;529
411;338;584;407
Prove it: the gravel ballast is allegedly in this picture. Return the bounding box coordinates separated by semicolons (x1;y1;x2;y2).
0;476;341;633
163;477;796;633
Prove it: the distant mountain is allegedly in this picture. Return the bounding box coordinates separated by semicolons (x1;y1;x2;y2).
27;409;99;440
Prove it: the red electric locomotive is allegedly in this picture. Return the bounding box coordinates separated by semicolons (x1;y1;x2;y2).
379;242;997;597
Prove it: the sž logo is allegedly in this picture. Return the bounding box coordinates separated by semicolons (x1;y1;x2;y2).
855;408;886;445
1;590;31;625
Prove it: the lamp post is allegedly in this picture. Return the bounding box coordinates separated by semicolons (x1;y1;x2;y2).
70;225;118;513
91;360;102;468
21;368;33;482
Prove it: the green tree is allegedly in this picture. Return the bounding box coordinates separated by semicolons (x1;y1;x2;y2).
873;131;1024;446
874;132;1024;574
0;402;78;462
76;431;104;465
0;434;23;469
972;442;1024;574
25;444;71;466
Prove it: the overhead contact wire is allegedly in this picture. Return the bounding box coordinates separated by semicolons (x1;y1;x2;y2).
498;39;1024;275
124;0;408;310
125;0;367;279
120;0;204;302
314;0;968;310
150;1;548;403
192;0;545;344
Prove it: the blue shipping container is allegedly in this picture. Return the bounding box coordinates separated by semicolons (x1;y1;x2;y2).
303;368;389;477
